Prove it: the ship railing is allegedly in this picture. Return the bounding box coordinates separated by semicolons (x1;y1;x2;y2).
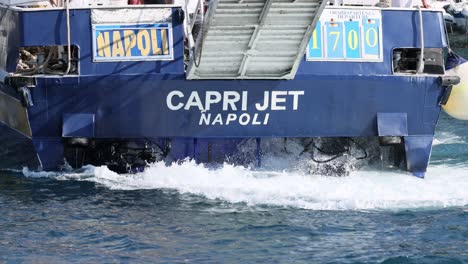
183;0;205;63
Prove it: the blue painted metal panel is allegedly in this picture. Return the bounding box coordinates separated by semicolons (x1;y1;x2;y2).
307;22;322;59
13;10;447;141
25;74;443;139
5;8;444;77
63;113;95;138
307;9;383;62
32;138;64;170
325;22;345;59
0;122;41;170
298;10;447;76
344;21;361;59
404;135;434;178
0;8;449;172
18;8;185;75
362;18;380;57
377;113;408;136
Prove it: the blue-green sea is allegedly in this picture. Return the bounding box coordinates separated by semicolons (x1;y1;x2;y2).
1;113;467;263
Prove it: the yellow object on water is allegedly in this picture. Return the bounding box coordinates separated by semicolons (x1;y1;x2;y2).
443;62;468;120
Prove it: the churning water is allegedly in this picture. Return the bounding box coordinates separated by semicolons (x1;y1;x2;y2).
1;48;468;263
21;153;468;211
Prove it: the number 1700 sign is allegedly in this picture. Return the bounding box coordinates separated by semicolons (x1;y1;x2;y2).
306;9;383;62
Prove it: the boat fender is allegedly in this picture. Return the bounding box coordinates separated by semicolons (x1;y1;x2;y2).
438;75;460;105
442;59;468;120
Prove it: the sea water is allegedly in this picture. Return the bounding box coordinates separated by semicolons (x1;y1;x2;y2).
1;49;467;263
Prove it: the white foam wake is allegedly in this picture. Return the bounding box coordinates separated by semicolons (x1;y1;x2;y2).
433;131;465;145
23;161;468;211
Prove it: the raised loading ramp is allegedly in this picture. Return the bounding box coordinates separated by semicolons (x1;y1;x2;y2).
186;0;327;80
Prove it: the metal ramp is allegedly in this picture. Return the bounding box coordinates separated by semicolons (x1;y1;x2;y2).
185;0;327;80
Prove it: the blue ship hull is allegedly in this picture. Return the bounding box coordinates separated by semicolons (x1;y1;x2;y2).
0;5;453;177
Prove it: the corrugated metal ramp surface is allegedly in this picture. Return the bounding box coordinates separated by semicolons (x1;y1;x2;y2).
186;0;327;80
